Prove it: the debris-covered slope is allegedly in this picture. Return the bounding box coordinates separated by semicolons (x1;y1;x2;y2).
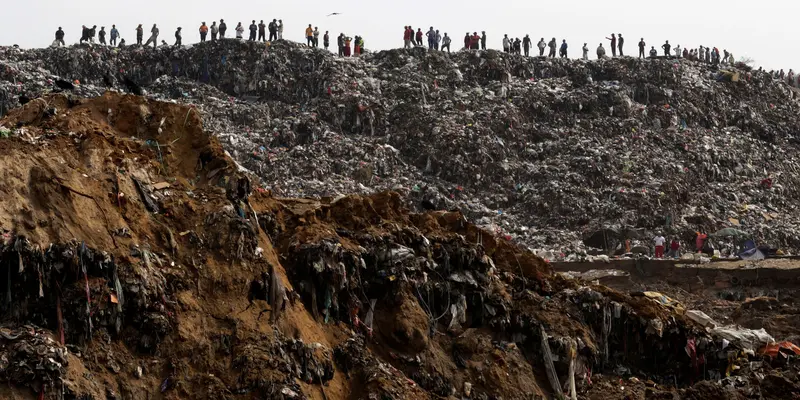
2;92;799;400
2;42;800;256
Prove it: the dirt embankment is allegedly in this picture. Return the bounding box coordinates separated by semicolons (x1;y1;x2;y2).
0;93;797;400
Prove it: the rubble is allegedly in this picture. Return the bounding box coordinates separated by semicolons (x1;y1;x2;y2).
1;41;800;260
0;43;799;398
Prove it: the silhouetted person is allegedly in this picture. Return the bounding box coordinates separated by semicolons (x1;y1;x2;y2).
136;24;144;45
662;40;671;57
143;24;159;48
606;34;616;57
269;19;278;41
481;31;487;50
219;19;227;38
249;20;257;41
110;25;118;46
98;27;106;44
617;34;624;56
638;38;645;58
55;27;65;46
174;27;182;46
211;21;218;41
258;20;266;41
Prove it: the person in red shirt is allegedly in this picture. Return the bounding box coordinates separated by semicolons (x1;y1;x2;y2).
470;32;480;50
667;239;680;258
415;28;423;46
403;26;412;49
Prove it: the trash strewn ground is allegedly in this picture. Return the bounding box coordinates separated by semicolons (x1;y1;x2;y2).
0;92;796;399
2;41;800;261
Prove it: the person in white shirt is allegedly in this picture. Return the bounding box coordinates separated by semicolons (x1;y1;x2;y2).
653;234;666;258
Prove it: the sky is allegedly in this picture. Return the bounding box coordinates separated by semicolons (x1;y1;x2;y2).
3;0;797;71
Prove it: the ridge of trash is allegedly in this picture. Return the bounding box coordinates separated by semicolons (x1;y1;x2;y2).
2;41;800;261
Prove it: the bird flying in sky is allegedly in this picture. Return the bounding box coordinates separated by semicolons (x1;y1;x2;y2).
327;13;342;17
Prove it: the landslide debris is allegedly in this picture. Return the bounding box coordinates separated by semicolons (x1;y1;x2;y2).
1;41;800;259
0;91;797;400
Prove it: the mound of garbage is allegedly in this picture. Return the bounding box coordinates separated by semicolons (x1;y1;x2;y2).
2;41;800;258
0;91;797;399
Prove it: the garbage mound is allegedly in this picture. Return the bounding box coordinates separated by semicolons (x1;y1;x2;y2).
0;91;797;398
2;42;800;257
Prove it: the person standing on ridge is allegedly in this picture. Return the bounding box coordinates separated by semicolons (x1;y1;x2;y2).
426;27;436;50
89;25;97;43
305;24;314;46
344;35;352;56
235;22;244;39
110;25;118;46
662;40;671;57
548;37;556;57
416;28;423;47
638;38;645;58
98;27;106;44
199;22;208;42
55;27;65;46
324;31;330;50
403;26;412;48
143;24;159;48
136;24;143;45
249;20;257;41
606;34;616;57
313;27;320;47
470;32;480;50
434;30;441;50
617;34;624;56
649;46;657;58
582;43;589;60
481;31;487;50
268;19;278;41
219;19;227;39
442;33;451;53
559;39;568;58
523;35;531;56
537;38;546;56
597;43;606;59
277;20;284;40
674;44;681;58
258;20;266;42
174;27;182;46
503;34;510;53
463;32;470;50
210;21;218;41
337;33;344;56
79;25;88;44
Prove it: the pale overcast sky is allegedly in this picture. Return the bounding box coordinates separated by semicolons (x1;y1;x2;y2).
3;0;796;71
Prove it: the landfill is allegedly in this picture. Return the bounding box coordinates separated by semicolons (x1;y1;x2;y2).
0;41;799;399
2;41;800;259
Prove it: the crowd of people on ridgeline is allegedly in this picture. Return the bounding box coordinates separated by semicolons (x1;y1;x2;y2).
50;24;797;81
52;19;369;58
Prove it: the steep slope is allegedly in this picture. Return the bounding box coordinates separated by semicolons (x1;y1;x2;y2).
2;92;798;400
2;42;800;257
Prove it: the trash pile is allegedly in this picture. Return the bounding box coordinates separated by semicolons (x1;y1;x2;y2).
0;91;797;398
2;42;800;258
